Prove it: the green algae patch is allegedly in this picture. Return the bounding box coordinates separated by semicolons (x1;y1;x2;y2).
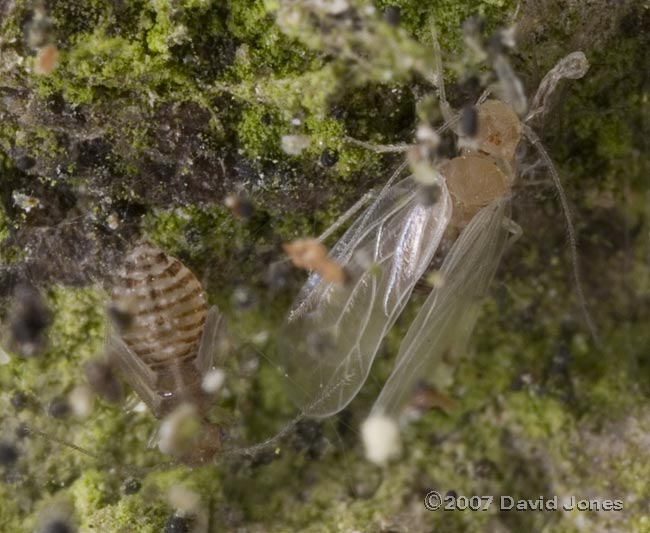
228;0;315;77
40;33;179;104
88;495;169;533
4;286;105;395
0;203;9;244
69;469;114;524
375;0;517;51
0;482;23;531
505;393;571;441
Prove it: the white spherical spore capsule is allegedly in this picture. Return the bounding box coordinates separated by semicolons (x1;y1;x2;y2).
158;403;201;456
281;134;311;155
361;414;402;466
201;368;226;394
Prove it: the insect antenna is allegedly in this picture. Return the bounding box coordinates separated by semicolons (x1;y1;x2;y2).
522;124;600;346
525;52;590;123
268;159;410;277
314;188;383;244
217;341;308;461
345;137;411;153
18;422;163;477
427;18;454;123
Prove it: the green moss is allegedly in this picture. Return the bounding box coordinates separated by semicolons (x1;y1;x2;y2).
228;0;315;76
0;203;8;244
89;495;169;533
237;105;284;159
39;33;174;104
375;0;517;51
69;469;113;522
0;483;22;530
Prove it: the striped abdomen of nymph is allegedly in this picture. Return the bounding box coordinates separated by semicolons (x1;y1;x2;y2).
108;242;227;421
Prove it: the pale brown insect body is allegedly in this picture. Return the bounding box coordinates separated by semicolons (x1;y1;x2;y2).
438;95;531;230
108;242;227;464
362;53;596;463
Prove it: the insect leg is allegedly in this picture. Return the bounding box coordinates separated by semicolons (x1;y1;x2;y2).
196;305;228;373
106;332;161;416
502;217;523;246
344;137;412;153
317;160;410;244
428;18;454;123
526;51;589;122
275;161;410;274
317;191;378;244
523;124;600;346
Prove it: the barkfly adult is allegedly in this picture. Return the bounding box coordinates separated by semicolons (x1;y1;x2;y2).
278;20;594;463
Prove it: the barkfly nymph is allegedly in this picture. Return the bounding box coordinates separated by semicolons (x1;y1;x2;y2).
278;21;594;464
107;242;229;465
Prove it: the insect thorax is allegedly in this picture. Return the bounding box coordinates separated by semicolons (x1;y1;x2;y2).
441;152;510;227
476;99;523;162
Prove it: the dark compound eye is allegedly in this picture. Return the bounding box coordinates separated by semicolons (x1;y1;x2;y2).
459;105;479;138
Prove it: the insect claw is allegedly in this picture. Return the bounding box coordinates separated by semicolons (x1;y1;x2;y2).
503;218;523;245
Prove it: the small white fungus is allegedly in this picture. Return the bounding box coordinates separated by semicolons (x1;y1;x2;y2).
361;414;402;466
168;484;201;514
69;385;94;418
281;134;311;155
158;403;200;456
201;368;226;394
12;192;40;212
0;346;10;365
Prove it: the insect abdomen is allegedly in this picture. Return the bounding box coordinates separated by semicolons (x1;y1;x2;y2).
111;242;208;367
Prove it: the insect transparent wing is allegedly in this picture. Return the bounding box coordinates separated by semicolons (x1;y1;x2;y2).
106;329;162;416
371;198;511;419
279;175;452;417
195;305;228;374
